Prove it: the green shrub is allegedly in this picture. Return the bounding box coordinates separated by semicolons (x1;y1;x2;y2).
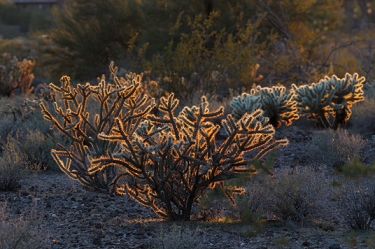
150;12;265;102
16;129;61;171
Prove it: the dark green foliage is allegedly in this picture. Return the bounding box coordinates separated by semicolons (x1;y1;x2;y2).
0;1;53;35
149;12;265;102
48;0;145;80
335;158;375;180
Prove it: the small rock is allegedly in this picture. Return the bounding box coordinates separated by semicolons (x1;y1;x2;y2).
92;237;102;246
322;225;335;232
125;207;137;214
265;231;274;237
329;244;342;249
302;241;311;246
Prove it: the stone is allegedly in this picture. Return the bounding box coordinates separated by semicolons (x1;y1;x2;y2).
329;244;342;249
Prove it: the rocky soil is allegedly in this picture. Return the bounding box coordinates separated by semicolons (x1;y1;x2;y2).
1;125;375;249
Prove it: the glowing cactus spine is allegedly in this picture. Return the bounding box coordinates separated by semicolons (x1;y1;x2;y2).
230;86;298;128
292;73;365;129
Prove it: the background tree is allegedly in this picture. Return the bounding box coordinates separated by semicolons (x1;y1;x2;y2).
47;0;347;92
47;0;145;81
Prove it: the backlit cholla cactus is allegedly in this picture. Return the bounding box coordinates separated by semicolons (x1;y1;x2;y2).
292;73;365;129
40;62;155;193
230;86;298;128
89;94;288;221
256;85;299;128
0;54;35;97
230;89;263;121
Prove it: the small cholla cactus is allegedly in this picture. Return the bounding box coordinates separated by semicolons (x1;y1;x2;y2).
89;93;288;221
230;85;298;128
256;85;299;128
40;62;155;193
292;73;365;129
0;54;35;97
230;89;263;121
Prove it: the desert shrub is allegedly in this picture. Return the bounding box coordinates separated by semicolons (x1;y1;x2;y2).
307;129;366;168
0;96;62;171
348;97;375;135
40;62;155;193
0;203;51;249
15;129;62;171
340;180;375;230
232;175;271;224
292;73;365;130
156;224;204;249
337;158;375;180
0;134;26;191
0;54;35;97
266;166;330;224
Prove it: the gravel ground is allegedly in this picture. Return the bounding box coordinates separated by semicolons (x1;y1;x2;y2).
1;125;375;249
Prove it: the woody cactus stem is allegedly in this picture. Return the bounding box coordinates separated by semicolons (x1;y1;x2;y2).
40;62;155;193
292;73;365;129
89;94;288;221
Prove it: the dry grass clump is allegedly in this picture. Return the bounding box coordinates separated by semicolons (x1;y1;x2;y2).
0;203;51;249
349;96;375;135
155;224;205;249
265;166;331;224
0;96;62;171
0;134;26;191
307;129;366;168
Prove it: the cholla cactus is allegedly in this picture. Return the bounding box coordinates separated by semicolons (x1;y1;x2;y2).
0;54;35;97
292;73;365;129
89;93;288;221
256;85;299;127
230;89;263;121
230;86;298;128
40;62;155;193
